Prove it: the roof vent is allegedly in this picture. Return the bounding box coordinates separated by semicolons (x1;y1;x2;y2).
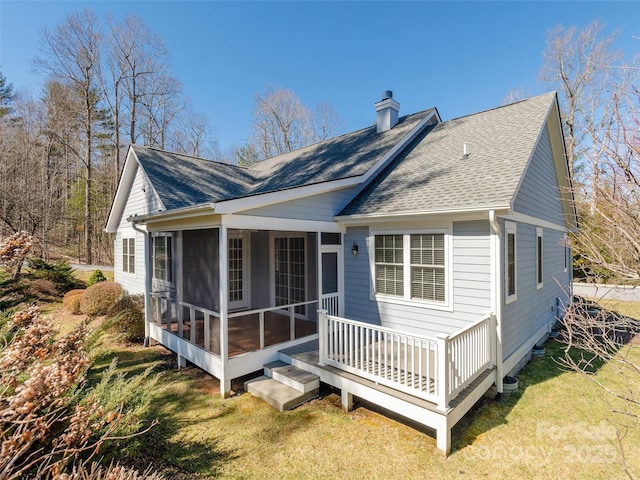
375;90;400;133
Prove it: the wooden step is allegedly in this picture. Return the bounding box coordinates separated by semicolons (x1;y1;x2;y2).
264;360;319;393
245;376;318;411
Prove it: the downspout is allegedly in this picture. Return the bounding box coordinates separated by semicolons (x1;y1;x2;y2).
489;210;504;395
131;218;151;347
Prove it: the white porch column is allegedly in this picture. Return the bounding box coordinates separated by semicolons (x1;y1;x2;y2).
489;211;504;394
318;309;327;366
219;226;231;397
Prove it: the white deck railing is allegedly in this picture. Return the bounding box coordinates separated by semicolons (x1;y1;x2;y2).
318;312;494;410
320;293;339;316
228;300;319;352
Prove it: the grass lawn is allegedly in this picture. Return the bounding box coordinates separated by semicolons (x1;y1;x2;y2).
76;303;640;479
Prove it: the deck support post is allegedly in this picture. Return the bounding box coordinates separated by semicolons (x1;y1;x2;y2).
436;421;451;456
341;389;353;412
177;353;186;368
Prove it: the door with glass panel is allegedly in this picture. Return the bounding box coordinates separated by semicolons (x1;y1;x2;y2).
320;247;341;316
228;234;249;310
273;236;306;315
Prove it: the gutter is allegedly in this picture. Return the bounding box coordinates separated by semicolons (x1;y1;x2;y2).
131;218;152;346
489;210;504;395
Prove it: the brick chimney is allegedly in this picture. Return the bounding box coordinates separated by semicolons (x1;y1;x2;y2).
375;90;400;133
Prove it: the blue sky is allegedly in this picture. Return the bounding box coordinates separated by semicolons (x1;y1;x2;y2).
0;1;638;152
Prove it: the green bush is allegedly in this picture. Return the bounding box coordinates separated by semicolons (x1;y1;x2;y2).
87;269;107;287
80;282;123;316
107;294;145;342
29;259;79;291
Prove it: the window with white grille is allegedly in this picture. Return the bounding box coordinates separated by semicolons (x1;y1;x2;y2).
373;232;448;306
122;238;135;274
375;234;404;297
410;234;445;302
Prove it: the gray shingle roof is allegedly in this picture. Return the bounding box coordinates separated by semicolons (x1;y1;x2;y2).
339;92;556;217
134;108;434;211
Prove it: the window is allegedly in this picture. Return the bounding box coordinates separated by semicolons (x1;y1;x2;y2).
536;227;543;288
375;234;404;297
374;232;448;305
410;234;445;302
505;222;517;303
122;238;135;274
153;234;173;283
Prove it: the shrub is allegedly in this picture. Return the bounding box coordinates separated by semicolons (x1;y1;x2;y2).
64;288;87;299
29;258;80;291
87;269;107;287
107;294;145;342
80;282;123;316
27;278;58;298
63;293;84;315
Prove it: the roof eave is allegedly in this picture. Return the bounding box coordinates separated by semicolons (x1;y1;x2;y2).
336;205;511;224
128;203;216;225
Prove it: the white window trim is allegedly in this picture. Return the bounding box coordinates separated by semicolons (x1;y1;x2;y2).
152;232;174;289
536;227;543;289
505;221;517;304
121;237;136;276
369;229;453;312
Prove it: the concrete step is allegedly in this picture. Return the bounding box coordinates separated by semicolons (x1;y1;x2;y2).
264;360;320;393
245;376;318;411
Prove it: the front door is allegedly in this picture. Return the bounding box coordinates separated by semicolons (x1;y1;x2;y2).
320;246;342;316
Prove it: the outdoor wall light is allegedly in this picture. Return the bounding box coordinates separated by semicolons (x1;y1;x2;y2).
351;243;359;256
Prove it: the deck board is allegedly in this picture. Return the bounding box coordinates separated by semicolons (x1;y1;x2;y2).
280;339;495;415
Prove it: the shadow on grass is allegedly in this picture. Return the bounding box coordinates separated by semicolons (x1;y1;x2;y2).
452;313;621;452
86;343;240;477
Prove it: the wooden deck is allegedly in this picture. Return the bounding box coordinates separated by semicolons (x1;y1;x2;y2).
163;311;317;358
280;339;495;427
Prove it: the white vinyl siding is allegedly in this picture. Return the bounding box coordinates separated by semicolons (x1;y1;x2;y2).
114;164;163;295
122;238;135;274
345;221;490;338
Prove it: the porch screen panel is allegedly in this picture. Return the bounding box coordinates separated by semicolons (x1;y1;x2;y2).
375;235;403;296
410;234;445;302
229;238;243;302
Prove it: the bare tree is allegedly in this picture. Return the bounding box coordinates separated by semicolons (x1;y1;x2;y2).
541;22;640;478
104;14;171;175
250;85;313;159
169;110;218;158
540;21;621;180
34;9;103;264
310;101;346;142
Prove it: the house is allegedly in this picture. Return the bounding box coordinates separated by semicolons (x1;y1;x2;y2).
105;91;576;454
